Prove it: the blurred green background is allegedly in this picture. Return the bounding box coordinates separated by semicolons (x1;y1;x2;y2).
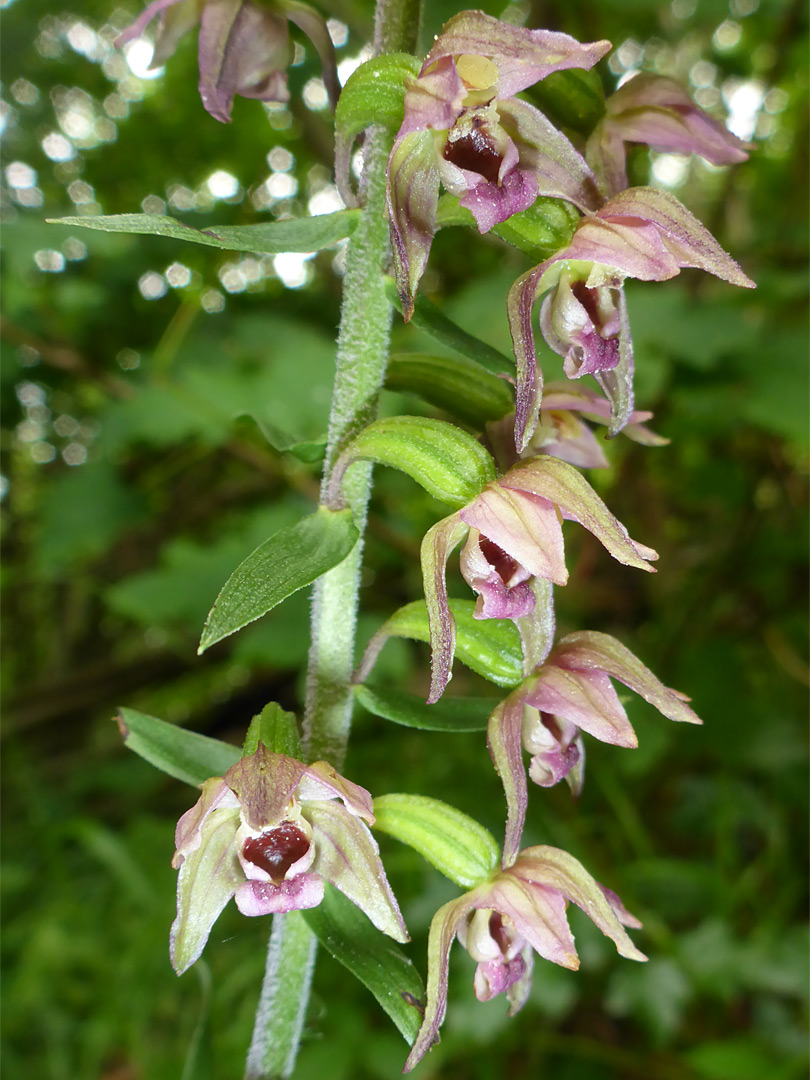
2;0;807;1077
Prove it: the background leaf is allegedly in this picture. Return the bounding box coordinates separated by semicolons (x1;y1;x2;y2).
117;707;241;786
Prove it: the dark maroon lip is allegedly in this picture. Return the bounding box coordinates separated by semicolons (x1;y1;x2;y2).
242;822;311;884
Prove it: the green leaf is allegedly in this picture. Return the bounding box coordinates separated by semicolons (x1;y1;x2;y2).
242;702;302;758
355;684;496;732
379;599;524;688
385;353;514;427
199;507;358;652
372;794;500;888
335;54;421;143
334;416;497;509
386;278;513;375
492;197;580;262
117;707;241;787
235;413;326;463
48;210;360;253
303;883;425;1044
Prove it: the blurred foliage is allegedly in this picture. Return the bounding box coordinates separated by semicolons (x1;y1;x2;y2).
1;0;807;1078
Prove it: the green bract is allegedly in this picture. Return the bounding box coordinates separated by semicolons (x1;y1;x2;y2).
372;794;500;888
329;416;497;509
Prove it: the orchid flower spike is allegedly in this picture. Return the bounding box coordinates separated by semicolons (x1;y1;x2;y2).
170;744;407;974
418;455;658;703
508;185;756;448
485;380;668;473
116;0;338;123
588;72;750;196
404;844;645;1071
386;11;610;318
487;631;702;864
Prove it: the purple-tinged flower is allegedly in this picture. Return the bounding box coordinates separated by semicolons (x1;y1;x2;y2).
587;72;750;196
116;0;338;123
169;745;407;973
485;381;668;472
385;12;610;318
508;185;756;448
415;455;657;702
403;844;645;1071
487;631;701;863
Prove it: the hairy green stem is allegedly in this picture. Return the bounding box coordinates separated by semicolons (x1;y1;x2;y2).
245;2;422;1076
244;913;317;1080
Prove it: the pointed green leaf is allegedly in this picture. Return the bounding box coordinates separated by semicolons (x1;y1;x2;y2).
385;353;514;427
235;413;326;463
243;702;303;758
333;416;496;509
378;599;524;688
117;707;241;786
373;794;500;888
199;508;358;653
385;278;513;375
48;210;360;253
303;883;425;1044
354;684;496;732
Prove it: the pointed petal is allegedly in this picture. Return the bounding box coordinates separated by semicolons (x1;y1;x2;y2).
306;801;409;943
174;777;239;865
234;872;324;915
487;698;529;867
170;806;242;974
567;218;681;281
281;0;339;109
297;761;374;820
404;893;479;1072
595;286;635;436
223;746;307;830
500;456;657;572
600;187;755;288
511;846;647;961
198;0;290;123
420;513;469;703
496;98;602;211
507;264;546;451
386;130;441;320
600;884;643;929
460;485;568;586
605;74;750;165
115;0;183;47
552;630;702;725
523;665;638;746
489;874;579;969
401;55;466;136
515;576;556;675
425;13;611;99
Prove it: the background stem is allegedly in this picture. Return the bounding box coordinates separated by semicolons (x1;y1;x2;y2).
245;1;422;1075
